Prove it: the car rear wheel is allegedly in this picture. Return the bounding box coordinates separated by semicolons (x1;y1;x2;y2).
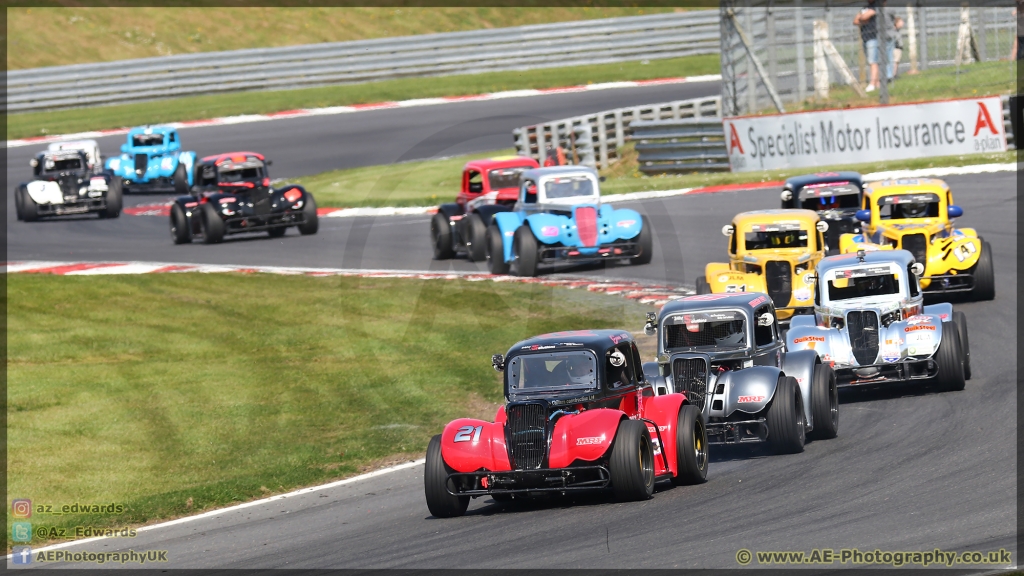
672;404;708;485
17;186;39;222
952;310;971;380
513;226;539;277
297;194;319;235
695;277;711;295
430;212;454;260
173;163;189;196
633;215;654;265
423;434;469;518
486;224;510;275
99;178;122;219
935;321;965;392
170;204;192;244
200;202;225;244
766;376;806;454
809;363;839;440
971;239;995;301
465;213;488;262
14;185;26;221
609;419;655;501
268;227;287;238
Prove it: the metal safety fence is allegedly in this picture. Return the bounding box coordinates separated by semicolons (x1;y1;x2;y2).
6;10;720;113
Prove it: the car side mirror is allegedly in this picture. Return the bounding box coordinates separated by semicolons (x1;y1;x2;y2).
120;144;129;153
910;262;924;276
722;224;735;236
492;354;505;372
947;205;963;218
757;313;775;326
780;188;793;201
599;176;607;182
855;209;871;222
643;312;657;336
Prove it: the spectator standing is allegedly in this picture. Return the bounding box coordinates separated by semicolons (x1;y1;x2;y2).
854;0;881;92
889;10;904;79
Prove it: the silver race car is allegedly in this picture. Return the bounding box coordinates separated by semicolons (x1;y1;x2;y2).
786;249;969;391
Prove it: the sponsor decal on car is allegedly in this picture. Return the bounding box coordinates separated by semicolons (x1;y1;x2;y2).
748;295;768;307
905;325;936;332
616;219;637;228
794;287;812;301
541;225;559;237
576;436;604;446
725;284;747;293
905;315;932;325
793;335;825;344
737;395;766;403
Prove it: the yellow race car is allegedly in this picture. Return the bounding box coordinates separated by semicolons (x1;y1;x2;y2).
698;209;828;320
838;178;994;300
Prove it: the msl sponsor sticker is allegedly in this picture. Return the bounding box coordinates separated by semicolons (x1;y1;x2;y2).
724;97;1006;172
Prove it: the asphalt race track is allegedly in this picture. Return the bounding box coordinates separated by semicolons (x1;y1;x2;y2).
5;84;1017;569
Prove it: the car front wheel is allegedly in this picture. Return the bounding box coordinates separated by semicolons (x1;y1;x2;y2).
609;419;655;501
423;435;469;518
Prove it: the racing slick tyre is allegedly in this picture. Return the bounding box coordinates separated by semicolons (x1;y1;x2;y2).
672;404;708;486
952;311;971;380
173;164;189;196
99;178;122;219
513;226;540;278
486;224;510;275
809;363;839;440
633;215;654;265
935;321;966;392
766;376;806;454
268;227;287;238
424;434;469;518
297;194;319;236
14;185;26;221
971;239;995;301
609;419;655;501
430;212;455;260
465;213;488;262
200;202;225;244
695;277;711;295
17;185;39;222
170;204;192;244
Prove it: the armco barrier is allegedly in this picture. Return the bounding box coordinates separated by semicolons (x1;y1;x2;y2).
6;11;719;113
512;96;722;169
630;119;730;173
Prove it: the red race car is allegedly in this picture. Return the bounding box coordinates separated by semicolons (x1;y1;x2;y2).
430;155;539;261
424;329;708;518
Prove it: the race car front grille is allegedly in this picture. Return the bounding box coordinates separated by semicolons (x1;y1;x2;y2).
575;207;598;247
847;310;879;366
672;357;708;411
902;234;927;265
506;402;547;470
134;154;148;176
765;260;793;308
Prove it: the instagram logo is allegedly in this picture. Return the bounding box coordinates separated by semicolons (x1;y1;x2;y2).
12;499;31;518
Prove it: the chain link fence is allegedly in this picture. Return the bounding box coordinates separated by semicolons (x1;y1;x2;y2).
720;1;1017;116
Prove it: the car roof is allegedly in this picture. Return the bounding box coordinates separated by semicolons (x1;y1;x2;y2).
864;178;947;196
520;165;599;181
732;209;819;227
200;151;266;165
507;329;633;358
659;293;769;317
817;249;916;275
785;171;863;189
463;156;539;172
127;125;176;136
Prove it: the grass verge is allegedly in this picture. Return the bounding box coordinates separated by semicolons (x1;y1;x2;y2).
291;144;1014;209
6;55;720;141
6;272;654;549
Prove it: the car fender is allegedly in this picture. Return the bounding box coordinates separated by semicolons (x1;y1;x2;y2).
780;349;818;428
787;324;848;364
154;153;181;178
898;313;945;357
642;361;672;395
705;262;730;278
25;180;63;205
524;212;570;246
605;206;643;240
715;366;782;417
706;269;766;294
473;204;513;227
953;227;977;239
440;418;512;473
922;302;953;321
179;151;196;185
437;202;463;220
928;235;980;272
789;315;817;330
492;211;525;262
639;393;687;476
548;408;624;469
839;233;894;254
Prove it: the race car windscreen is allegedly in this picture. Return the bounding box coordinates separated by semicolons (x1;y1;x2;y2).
45;157;82;172
877;193;940;219
827;267;901;300
488;167;530;190
544;175;595;199
506;351;598;395
798;182;861;210
664;311;747;350
219;165;264;183
132;134;165;147
744;228;808;250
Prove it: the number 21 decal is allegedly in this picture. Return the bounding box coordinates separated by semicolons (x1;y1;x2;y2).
453;425;483;443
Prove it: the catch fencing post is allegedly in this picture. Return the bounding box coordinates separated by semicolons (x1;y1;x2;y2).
796;1;808;103
918;3;929;71
813;21;830;99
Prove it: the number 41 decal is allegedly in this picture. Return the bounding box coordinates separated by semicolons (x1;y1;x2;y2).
453;425;483;443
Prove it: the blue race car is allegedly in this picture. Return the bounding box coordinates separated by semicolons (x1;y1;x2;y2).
485;166;653;276
104;126;196;194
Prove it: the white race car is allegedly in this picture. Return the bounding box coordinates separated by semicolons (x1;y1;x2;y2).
17;141;122;220
786;249;969;391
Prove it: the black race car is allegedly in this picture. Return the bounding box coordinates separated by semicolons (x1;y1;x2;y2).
170;152;318;244
780;171;864;255
16;146;122;220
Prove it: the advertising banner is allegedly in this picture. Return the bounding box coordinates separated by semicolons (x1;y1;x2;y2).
723;97;1006;172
